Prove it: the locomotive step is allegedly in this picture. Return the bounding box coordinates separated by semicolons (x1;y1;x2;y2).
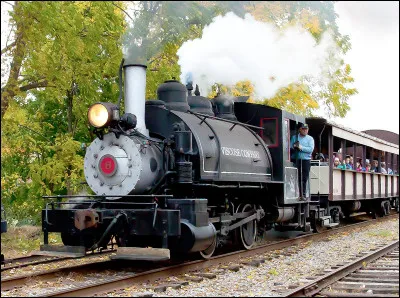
32;244;86;258
110;247;170;261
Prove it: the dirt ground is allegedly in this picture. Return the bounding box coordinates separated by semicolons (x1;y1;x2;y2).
1;225;61;259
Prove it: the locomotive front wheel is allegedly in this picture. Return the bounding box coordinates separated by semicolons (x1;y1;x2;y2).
238;204;257;249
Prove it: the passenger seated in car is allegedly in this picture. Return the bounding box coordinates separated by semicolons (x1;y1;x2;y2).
344;156;353;170
334;157;346;169
372;160;379;172
380;162;387;174
364;159;371;172
355;160;365;172
349;155;354;169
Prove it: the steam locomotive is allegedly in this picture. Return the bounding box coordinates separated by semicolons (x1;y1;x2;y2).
38;62;399;260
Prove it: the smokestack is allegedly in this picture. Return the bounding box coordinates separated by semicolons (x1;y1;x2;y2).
123;64;149;137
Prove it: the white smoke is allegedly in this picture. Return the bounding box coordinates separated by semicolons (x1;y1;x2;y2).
178;12;339;99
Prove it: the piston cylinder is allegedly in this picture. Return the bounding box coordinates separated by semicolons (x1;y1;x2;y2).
178;220;216;253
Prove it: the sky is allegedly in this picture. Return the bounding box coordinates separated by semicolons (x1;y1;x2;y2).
331;1;399;134
1;1;399;134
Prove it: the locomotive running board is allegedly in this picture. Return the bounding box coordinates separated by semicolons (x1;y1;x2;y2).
110;247;170;261
32;245;86;258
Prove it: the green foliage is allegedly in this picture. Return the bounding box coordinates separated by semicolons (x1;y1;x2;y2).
28;135;84;195
1;103;89;224
1;1;125;224
263;82;319;116
207;81;255;101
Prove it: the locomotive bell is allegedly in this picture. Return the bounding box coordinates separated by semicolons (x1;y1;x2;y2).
120;113;137;130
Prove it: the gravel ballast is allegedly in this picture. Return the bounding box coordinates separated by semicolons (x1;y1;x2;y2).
1;217;398;297
114;217;399;297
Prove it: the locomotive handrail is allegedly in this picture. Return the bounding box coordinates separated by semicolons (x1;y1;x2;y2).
42;201;160;205
187;110;264;131
42;195;173;199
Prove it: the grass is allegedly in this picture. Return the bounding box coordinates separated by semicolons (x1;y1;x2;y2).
1;225;62;259
367;230;396;239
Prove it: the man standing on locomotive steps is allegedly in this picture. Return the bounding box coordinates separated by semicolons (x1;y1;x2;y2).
290;123;315;201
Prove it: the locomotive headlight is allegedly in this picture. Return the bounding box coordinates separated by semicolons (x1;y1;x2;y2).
88;103;119;128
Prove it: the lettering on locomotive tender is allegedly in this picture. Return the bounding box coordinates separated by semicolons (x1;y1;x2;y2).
221;146;261;159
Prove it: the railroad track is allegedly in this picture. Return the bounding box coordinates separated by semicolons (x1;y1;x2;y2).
286;240;399;297
1;249;116;272
2;213;396;297
0;212;369;274
1;255;59;271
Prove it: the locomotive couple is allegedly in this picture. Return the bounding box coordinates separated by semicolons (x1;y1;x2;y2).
290;123;315;201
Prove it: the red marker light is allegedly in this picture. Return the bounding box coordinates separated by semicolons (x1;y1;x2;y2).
99;155;117;176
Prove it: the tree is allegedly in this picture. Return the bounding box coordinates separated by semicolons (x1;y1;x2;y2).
1;2;126;123
1;2;126;222
243;1;357;117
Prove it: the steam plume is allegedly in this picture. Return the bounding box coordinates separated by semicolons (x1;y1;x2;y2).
178;12;339;99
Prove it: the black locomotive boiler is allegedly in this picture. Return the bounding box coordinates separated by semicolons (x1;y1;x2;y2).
38;62;398;260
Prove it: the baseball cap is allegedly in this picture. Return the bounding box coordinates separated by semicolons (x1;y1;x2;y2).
299;123;309;129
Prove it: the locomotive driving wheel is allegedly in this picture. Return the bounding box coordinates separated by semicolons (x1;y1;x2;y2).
237;204;257;249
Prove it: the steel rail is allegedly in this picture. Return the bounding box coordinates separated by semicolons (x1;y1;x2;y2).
285;240;399;297
1;260;116;291
39;214;398;297
2;255;62;272
1;250;120;291
1;249;116;272
2;255;57;266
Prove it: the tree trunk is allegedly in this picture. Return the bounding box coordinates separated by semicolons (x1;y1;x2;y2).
1;33;25;120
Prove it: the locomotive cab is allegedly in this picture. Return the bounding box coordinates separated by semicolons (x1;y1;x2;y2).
235;102;314;231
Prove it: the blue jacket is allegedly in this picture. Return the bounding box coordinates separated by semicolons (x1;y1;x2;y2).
290;134;315;160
